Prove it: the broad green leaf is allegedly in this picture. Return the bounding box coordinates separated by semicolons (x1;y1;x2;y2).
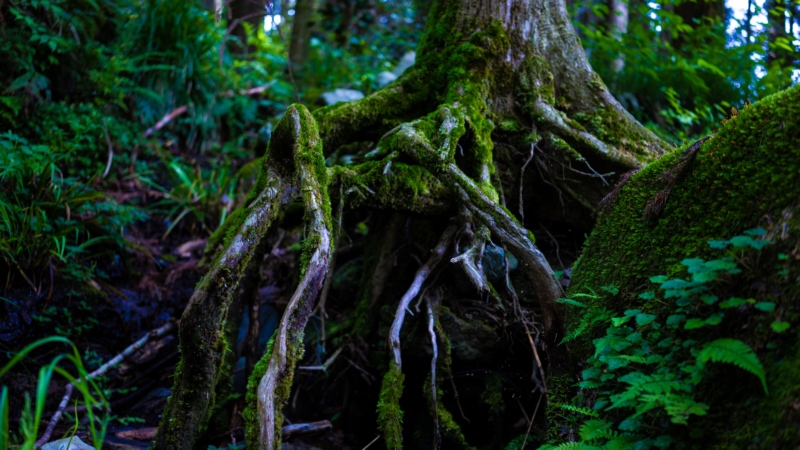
754;302;776;312
636;314;657;326
771;321;790;333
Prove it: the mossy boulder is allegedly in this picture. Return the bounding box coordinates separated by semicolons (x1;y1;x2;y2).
562;86;800;447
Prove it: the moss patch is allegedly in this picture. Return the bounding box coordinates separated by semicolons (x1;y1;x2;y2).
564;85;800;446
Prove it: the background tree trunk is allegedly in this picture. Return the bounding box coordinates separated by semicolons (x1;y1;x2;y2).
289;0;315;69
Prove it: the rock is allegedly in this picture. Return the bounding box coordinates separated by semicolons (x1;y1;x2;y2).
481;243;519;282
392;51;416;76
318;88;364;106
376;71;397;88
41;436;95;450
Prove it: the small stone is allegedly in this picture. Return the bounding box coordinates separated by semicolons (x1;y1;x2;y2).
319;89;365;106
376;71;397;88
392;51;416;76
41;436;95;450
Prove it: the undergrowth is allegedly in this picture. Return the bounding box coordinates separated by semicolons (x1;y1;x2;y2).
540;229;789;449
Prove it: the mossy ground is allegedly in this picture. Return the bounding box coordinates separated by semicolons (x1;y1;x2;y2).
563;85;800;447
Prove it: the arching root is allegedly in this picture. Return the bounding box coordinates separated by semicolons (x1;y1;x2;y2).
154;104;331;450
380;225;456;449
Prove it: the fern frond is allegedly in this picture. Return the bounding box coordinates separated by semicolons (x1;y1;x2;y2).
697;338;767;393
578;419;612;442
559;404;599;417
602;436;637;450
557;297;587;308
548;442;603;450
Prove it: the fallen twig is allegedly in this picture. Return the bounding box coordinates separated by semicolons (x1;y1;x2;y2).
142;106;188;138
35;321;175;448
281;420;332;438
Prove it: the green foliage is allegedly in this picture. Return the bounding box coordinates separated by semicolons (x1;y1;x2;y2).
572;0;797;143
0;336;109;449
0;131;144;285
545;230;782;448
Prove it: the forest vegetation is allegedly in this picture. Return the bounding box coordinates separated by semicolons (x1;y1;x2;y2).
0;0;798;449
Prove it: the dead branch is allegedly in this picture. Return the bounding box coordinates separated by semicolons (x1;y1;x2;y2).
35;321;175;449
281;420;332;438
143;106;188;138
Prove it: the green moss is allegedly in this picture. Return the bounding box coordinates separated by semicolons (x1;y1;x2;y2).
516;55;556;107
423;375;474;449
243;334;275;448
481;374;504;418
377;367;405;450
566;85;800;446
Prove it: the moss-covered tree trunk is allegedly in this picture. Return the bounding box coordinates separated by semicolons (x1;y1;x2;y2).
153;0;667;449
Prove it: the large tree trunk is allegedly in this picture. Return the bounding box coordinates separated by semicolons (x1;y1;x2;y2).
153;0;666;449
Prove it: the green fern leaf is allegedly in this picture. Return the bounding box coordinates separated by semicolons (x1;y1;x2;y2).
578;419;612;442
559;404;599;417
557;297;587;308
550;442;603;450
602;437;637;450
697;338;767;393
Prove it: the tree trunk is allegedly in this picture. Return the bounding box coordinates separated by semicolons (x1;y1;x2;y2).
289;0;315;69
606;0;628;73
153;0;666;449
229;0;265;55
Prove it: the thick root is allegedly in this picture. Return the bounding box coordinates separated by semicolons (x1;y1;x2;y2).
248;106;333;450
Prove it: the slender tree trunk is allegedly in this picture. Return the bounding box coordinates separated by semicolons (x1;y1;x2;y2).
289;0;315;68
229;0;265;55
606;0;629;73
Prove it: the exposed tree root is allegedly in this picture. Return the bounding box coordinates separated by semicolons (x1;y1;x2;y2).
388;225;457;369
424;297;441;449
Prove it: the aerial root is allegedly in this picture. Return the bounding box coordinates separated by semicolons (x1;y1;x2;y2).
532;100;640;169
426;297;440;450
389;224;457;370
254;108;333;450
450;215;490;293
446;163;564;337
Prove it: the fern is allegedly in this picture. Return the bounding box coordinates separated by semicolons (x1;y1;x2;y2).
578;419;613;442
557;297;588;308
697;338;767;393
559;404;599;417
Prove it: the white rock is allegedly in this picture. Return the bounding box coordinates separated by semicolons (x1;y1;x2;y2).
41;436;95;450
319;88;365;106
392;51;416;76
376;71;398;88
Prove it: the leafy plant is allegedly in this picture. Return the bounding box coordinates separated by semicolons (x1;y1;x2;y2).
543;229;786;448
0;336;109;450
0;132;144;287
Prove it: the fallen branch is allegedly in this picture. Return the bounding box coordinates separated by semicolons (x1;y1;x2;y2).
281;420;332;438
142;106;188;138
35;321;175;449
